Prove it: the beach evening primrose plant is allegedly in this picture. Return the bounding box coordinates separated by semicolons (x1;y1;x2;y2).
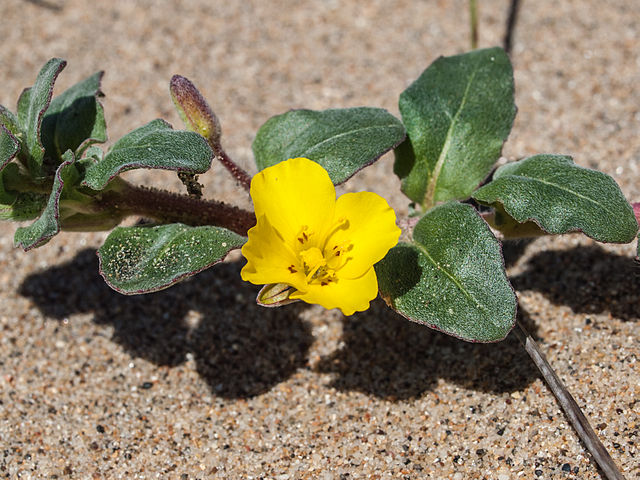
1;50;637;335
1;49;637;479
240;157;400;315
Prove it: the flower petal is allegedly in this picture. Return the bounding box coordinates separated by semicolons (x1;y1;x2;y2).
251;158;336;247
326;191;400;278
290;267;378;316
241;214;308;291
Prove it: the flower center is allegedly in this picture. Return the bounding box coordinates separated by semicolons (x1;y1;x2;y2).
299;247;336;286
288;221;354;287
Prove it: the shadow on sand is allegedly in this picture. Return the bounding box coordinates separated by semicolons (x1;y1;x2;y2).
21;243;633;400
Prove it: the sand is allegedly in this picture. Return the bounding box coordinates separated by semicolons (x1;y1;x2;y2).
1;0;638;478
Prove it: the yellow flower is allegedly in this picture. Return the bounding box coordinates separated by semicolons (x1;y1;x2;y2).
241;157;401;315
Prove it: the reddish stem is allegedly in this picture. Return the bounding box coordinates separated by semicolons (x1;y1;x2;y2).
99;180;255;236
214;146;252;192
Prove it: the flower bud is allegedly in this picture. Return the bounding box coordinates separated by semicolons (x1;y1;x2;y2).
257;283;299;307
170;75;222;148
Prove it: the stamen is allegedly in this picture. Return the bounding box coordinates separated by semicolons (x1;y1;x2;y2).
296;225;313;246
323;217;349;249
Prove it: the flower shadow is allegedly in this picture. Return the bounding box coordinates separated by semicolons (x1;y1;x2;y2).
314;298;540;400
510;245;640;322
18;248;313;399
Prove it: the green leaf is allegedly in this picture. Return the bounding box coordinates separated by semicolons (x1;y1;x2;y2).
14;150;79;250
472;155;639;243
82;119;213;190
0;163;48;221
395;47;515;208
634;204;640;257
97;223;246;294
41;71;107;161
82;145;104;163
17;58;67;178
0;104;21;137
252;107;406;185
0;125;20;171
375;201;516;342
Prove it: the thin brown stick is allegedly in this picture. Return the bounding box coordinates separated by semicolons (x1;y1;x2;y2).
469;0;479;49
514;321;625;480
504;0;522;55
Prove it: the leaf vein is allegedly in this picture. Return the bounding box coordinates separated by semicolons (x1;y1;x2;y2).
411;240;489;314
423;64;480;207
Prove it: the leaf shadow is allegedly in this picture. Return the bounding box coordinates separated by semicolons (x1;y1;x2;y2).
314;298;540;400
18;248;313;399
510;245;640;322
502;238;534;268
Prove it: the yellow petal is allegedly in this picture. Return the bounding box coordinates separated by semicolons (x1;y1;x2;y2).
241;214;308;291
250;158;336;248
325;191;400;279
290;267;378;316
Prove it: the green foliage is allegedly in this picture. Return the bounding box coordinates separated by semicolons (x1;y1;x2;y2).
0;125;20;171
16;58;67;178
82;119;213;190
0;105;21;138
0;164;48;222
98;223;246;294
395;47;515;208
473;155;639;243
41;71;107;161
14;151;80;250
2;54;638;345
375;202;516;342
253;107;405;185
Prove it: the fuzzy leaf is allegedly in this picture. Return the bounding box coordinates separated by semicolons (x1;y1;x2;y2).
98;223;246;294
253;107;405;185
17;58;67;178
472;155;639;243
14;150;78;250
0;163;46;221
0;104;21;137
41;71;107;160
395;48;515;207
376;201;516;342
0;125;20;172
82;119;213;190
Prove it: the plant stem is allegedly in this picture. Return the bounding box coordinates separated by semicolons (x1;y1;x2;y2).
98;179;255;236
469;0;479;50
514;321;625;480
214;146;252;192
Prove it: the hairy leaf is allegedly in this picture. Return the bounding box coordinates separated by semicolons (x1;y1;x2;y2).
82;119;213;190
0;164;47;221
0;125;20;172
98;223;246;294
253;107;405;185
473;155;638;243
0;104;21;137
14;150;78;250
376;201;516;342
17;58;67;178
41;71;107;161
395;48;515;207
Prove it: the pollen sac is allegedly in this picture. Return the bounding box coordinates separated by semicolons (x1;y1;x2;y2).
257;283;299;307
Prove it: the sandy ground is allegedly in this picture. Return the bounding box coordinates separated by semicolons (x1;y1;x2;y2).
1;0;638;478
